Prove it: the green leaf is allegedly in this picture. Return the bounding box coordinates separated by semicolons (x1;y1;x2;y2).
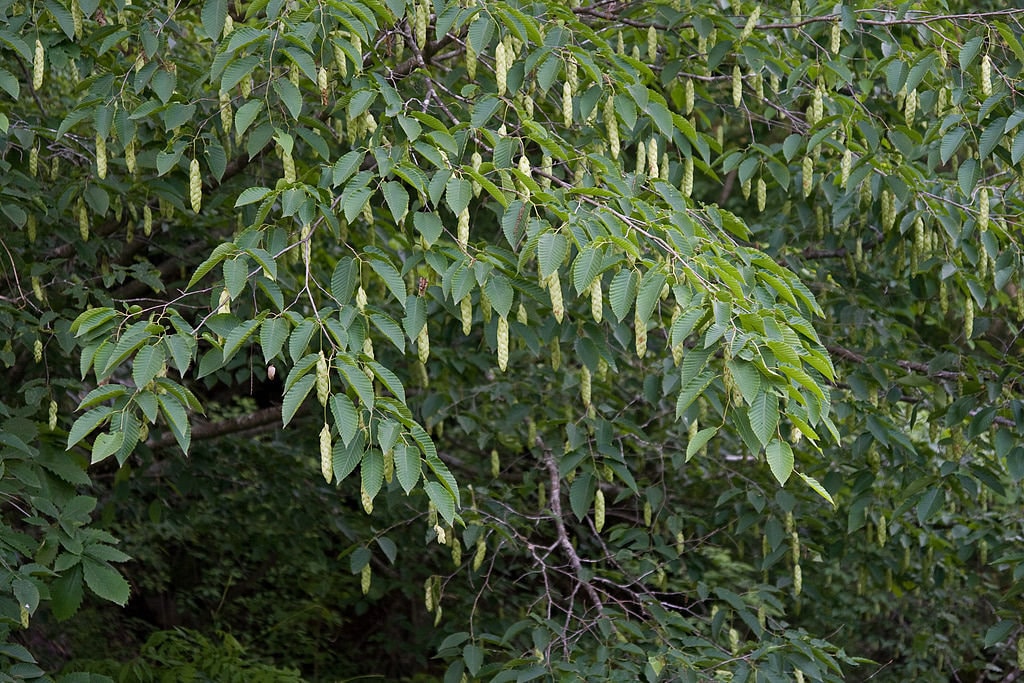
67;407;113;450
202;0;228;40
382;180;409;223
82;558;130;606
608;268;638;323
916;487;943;525
685;426;719;462
331;394;359;446
537;231;567;279
748;391;780;447
369;255;407;305
424;480;456;525
222;318;261;363
282;374;315;427
273;77;303;119
259;317;289;362
796;471;835;507
765;438;794;485
414;211;444;246
235;186;272;207
51;565;84;621
394;442;420;494
445;176;472;216
362;448;384;500
132;345;165;389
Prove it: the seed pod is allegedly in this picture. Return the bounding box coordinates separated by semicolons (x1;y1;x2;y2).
682;156;693;197
589;280;603;323
516;303;528;325
472;535;486;570
414;0;428;49
497;316;509;371
903;88;917;126
350;33;362;74
417;323;430;364
741;176;751;200
794;670;805;683
605;94;619;160
756;177;766;212
189;157;202;212
33;339;42;363
288;64;300;89
793;563;802;596
333;38;348;79
561;81;573;127
424;576;434;612
360;481;373;514
140;205;152;237
95;133;107;180
540;155;552;190
360;562;371;594
379;443;393;484
980;53;992;98
829;21;841;54
684;78;694;115
729;627;740;653
315;351;330;405
33;39;44;90
465;35;477;80
281;145;295;184
790;0;801;20
550;337;560;371
78;200;89;241
801;156;813;197
490;448;500;477
732;65;742;107
634;307;647;358
1017;635;1024;670
31;276;44;303
978;187;989;232
548;271;564;323
72;0;83;37
459;295;472;334
964;294;974;339
813;86;823;125
356;286;367;311
566;55;578;95
594;488;605;532
456;207;470;250
495;41;507;97
659;152;669;182
877;514;887;547
217;92;233;135
643;500;652;527
47;399;58;430
635;135;646;176
318;66;328;105
580;365;591;408
319;422;333;482
740;5;760;42
647;137;658;178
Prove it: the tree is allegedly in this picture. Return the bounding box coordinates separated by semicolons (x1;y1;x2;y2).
2;0;1024;679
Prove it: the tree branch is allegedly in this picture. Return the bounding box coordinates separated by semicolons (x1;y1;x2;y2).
540;444;604;616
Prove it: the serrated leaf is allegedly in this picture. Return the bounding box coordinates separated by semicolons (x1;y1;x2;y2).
569;472;596;521
282;374;315;427
273;77;303;119
414;211;444;246
260;317;289;362
394;442;420;494
382;180;409;223
331;393;359;446
484;275;513;319
222;318;261;363
917;487;943;524
362;448;384;499
82;558;130;606
635;268;667;323
765;438;794;485
796;471;835;506
538;231;568;279
235;186;272;207
685;426;719;462
51;565;84;621
445;176;472;216
608;268;639;323
572;247;601;294
132;345;165;390
337;356;375;407
369;256;407;305
749;392;780;447
424;480;456;525
201;0;227;40
67;407;113;450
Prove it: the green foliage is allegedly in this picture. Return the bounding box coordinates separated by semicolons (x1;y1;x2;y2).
2;0;1024;679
